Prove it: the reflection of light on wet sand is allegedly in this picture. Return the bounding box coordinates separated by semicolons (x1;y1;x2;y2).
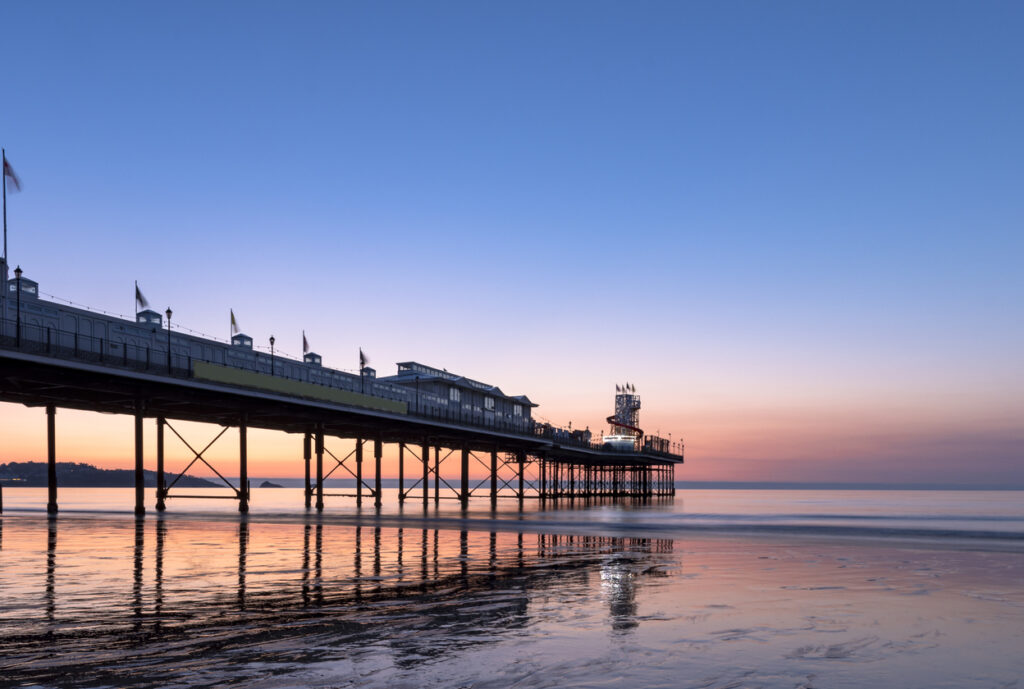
0;515;1022;688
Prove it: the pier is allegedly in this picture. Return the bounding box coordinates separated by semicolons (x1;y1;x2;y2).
0;259;683;514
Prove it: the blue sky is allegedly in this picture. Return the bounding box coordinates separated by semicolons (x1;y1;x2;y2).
2;1;1022;482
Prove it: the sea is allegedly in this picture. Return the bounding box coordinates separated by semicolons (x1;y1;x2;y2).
2;485;1023;688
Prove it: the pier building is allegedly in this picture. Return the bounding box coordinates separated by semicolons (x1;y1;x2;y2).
0;258;683;515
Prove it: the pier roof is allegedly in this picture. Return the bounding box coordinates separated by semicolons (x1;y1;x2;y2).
386;362;538;406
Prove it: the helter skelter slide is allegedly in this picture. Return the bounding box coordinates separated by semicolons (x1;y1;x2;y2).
603;383;643;451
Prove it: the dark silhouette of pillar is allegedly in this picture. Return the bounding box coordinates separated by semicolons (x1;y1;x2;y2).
46;404;57;515
134;402;144;516
156;417;166;511
238;413;248;513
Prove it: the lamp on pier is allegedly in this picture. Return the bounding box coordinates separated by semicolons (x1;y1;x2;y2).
13;265;22;347
165;307;173;373
269;335;275;376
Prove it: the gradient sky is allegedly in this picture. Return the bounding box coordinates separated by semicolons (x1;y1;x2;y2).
1;1;1022;484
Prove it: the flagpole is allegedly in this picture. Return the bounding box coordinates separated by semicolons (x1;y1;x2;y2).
2;149;6;323
135;280;138;317
3;148;7;267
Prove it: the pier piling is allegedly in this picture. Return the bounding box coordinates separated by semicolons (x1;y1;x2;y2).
238;414;248;513
156;417;166;511
46;404;57;515
133;403;144;516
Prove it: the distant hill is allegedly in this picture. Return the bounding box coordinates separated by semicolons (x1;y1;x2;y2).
0;461;220;488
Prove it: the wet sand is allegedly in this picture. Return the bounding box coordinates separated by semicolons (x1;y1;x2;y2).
2;512;1023;688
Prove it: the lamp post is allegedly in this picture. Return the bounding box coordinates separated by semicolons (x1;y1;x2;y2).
269;335;275;376
165;307;172;374
14;265;21;347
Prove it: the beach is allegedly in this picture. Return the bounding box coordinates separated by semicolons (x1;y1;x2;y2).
2;488;1023;688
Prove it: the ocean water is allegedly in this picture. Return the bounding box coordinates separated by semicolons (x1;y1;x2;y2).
2;488;1023;688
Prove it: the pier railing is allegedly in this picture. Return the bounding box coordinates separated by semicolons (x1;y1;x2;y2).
0;315;684;461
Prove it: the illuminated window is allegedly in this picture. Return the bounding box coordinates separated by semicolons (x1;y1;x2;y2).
484;397;495;411
449;387;460;402
513;405;522;417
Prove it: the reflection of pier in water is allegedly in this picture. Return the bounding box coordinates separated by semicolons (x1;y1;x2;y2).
3;516;674;686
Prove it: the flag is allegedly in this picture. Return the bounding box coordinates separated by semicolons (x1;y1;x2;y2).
616;384;621;393
3;155;20;192
359;348;368;369
135;284;149;310
302;331;309;354
230;309;239;335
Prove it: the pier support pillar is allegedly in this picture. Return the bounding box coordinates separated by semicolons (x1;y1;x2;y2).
356;438;364;508
156;417;166;511
315;424;324;511
517;450;525;502
134;402;144;516
46;404;58;515
539;457;546;501
460;444;469;509
433;446;440;505
374;437;382;508
238;413;248;514
303;431;312;509
398;443;405;504
422;439;430;509
489;448;498;507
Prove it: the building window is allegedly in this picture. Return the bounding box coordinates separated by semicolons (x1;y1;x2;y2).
513;404;522;417
449;387;460;402
484;397;495;411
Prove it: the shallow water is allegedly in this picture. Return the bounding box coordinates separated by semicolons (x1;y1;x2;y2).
2;490;1024;688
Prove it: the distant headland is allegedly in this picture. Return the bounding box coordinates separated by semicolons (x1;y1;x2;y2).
0;461;219;488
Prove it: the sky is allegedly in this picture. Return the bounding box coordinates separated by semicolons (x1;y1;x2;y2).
1;1;1022;484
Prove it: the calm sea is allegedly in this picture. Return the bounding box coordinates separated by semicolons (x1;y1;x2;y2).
2;488;1023;688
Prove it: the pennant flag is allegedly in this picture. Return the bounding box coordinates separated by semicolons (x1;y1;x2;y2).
135;284;149;310
3;155;21;192
302;331;309;354
616;384;621;393
359;348;368;369
230;309;239;335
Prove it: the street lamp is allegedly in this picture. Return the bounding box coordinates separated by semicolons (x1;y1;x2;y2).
165;307;172;374
14;265;22;347
269;335;275;376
